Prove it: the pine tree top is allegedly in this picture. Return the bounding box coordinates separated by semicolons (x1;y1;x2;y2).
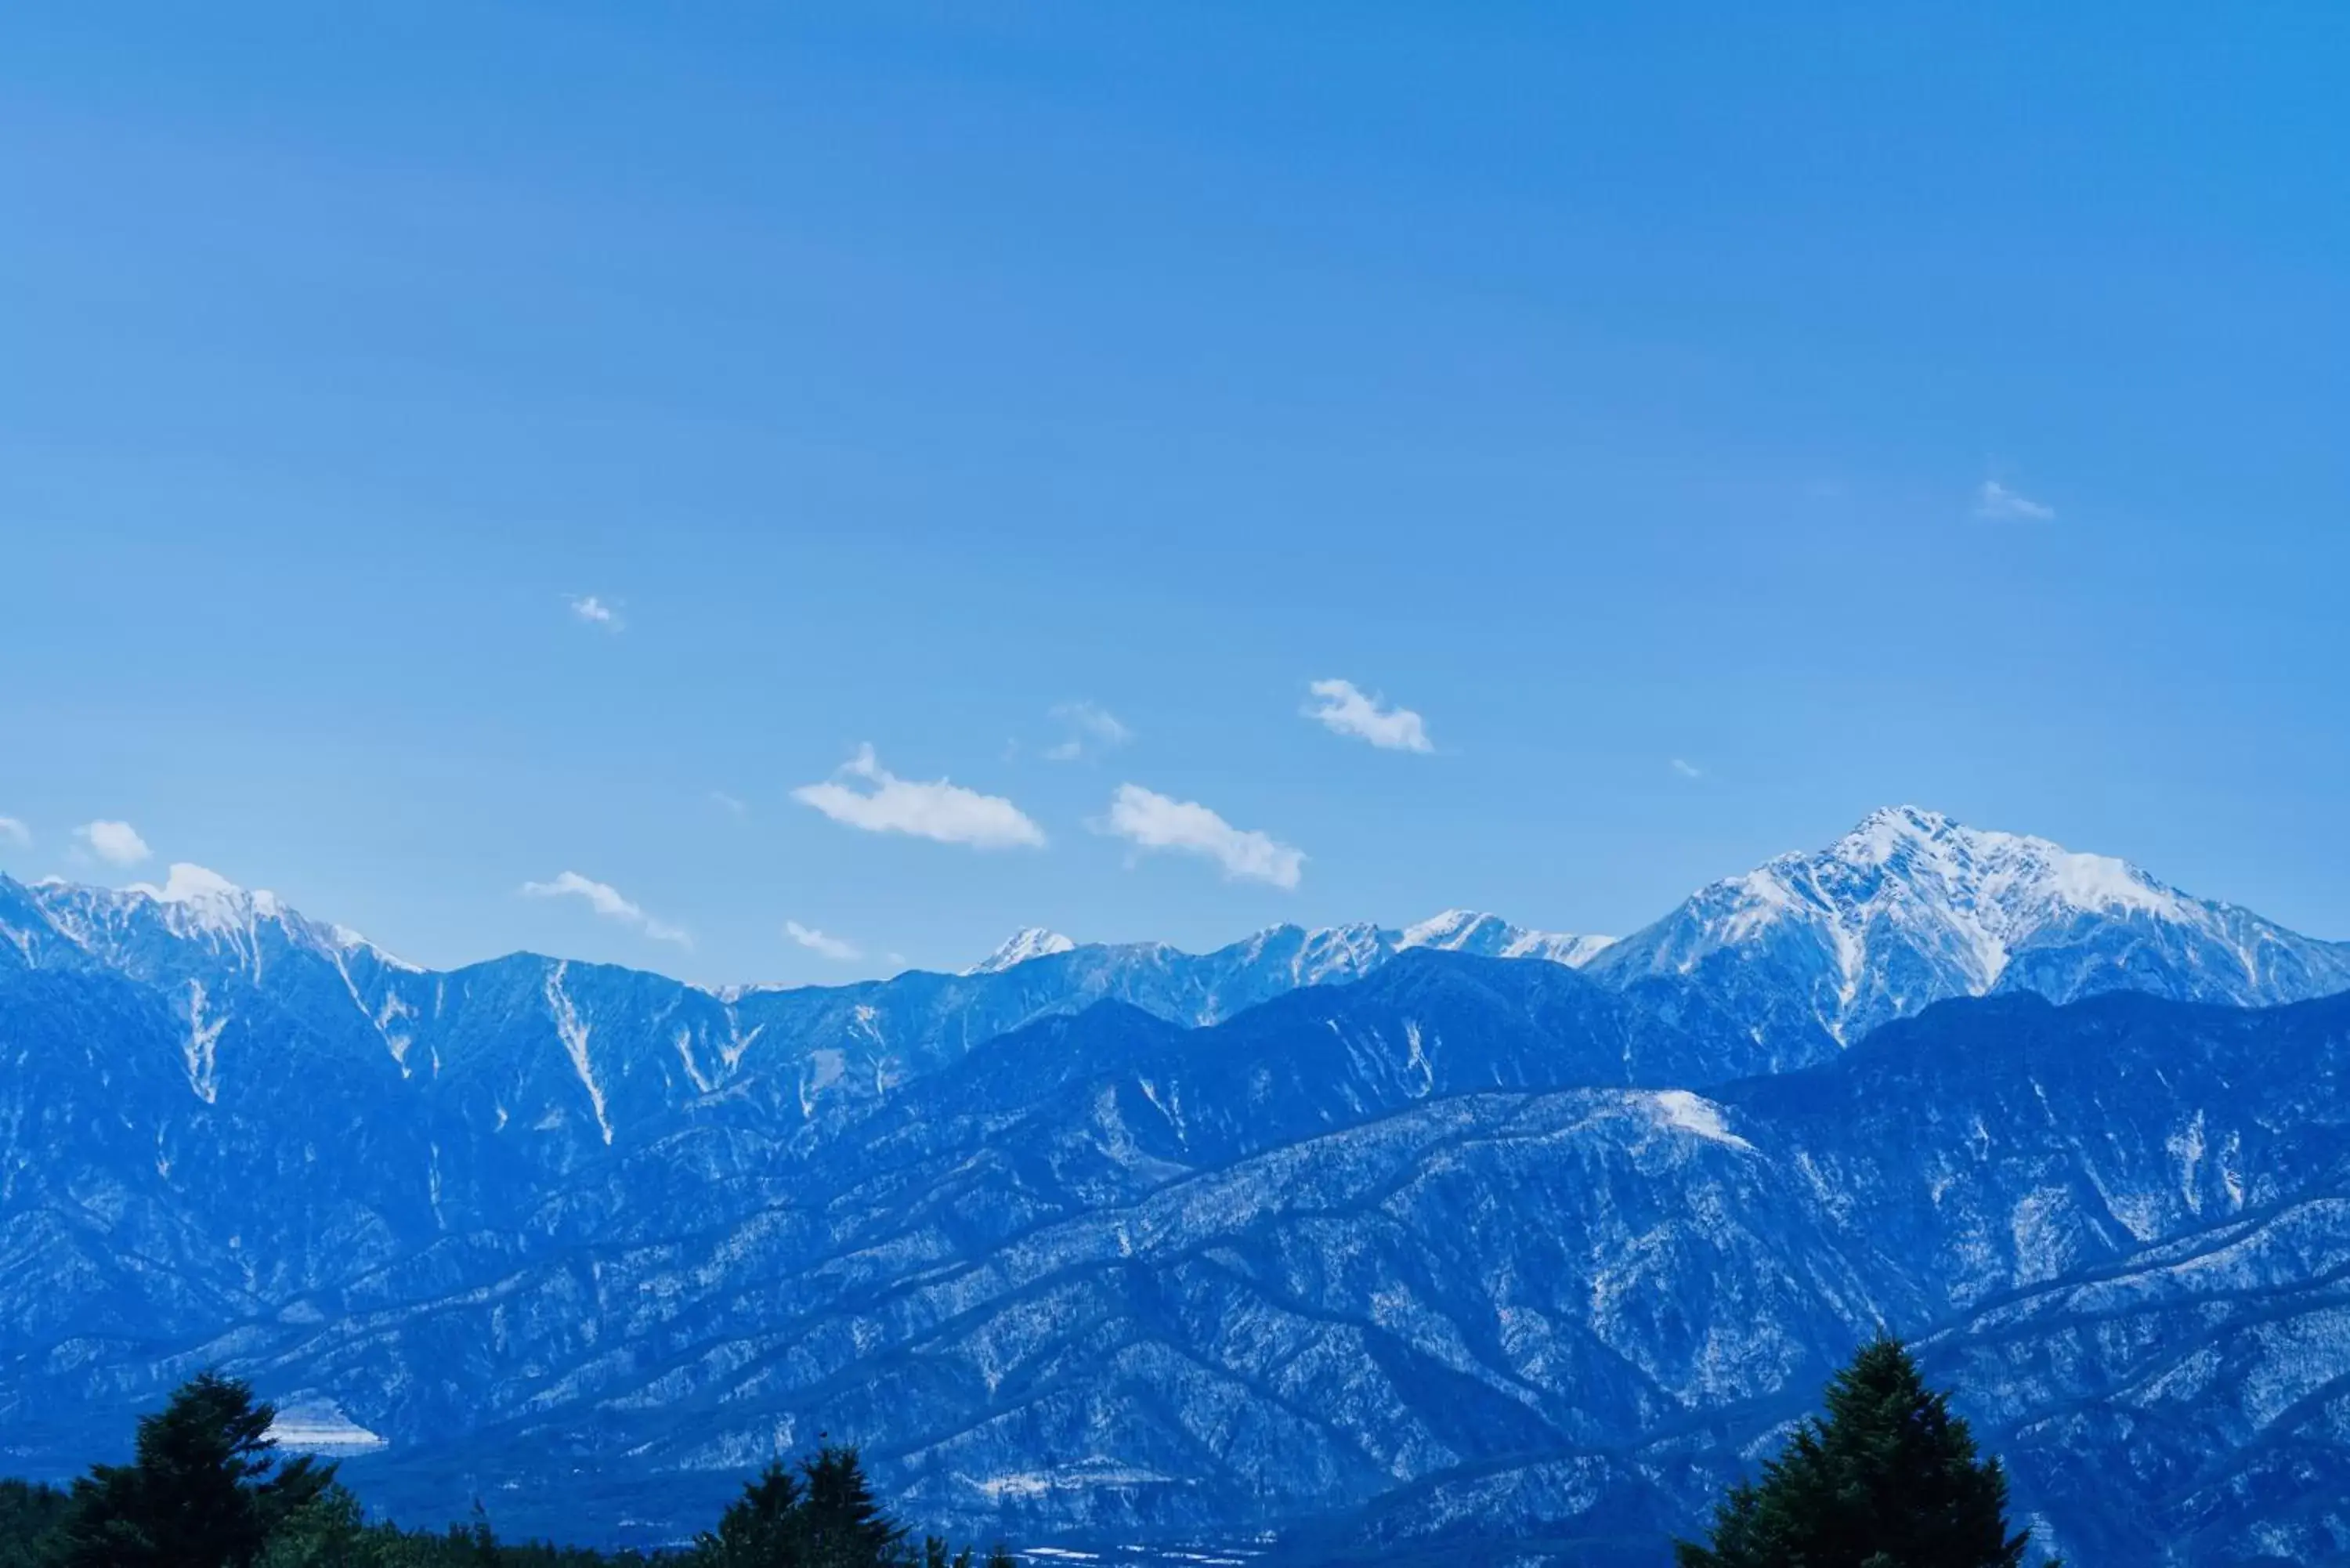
1675;1336;2042;1568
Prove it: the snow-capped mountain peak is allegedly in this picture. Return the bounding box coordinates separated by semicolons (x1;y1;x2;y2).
966;927;1079;974
1593;805;2350;1058
1738;806;2206;985
1824;805;2193;923
126;862;287;927
16;863;407;982
1399;909;1508;948
1398;909;1615;967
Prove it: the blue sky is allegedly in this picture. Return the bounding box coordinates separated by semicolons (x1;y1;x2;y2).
3;3;2345;981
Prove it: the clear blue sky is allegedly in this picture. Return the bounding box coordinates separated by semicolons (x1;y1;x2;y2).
3;3;2345;981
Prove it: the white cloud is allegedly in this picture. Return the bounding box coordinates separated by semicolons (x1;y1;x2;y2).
710;790;747;818
569;594;623;630
793;745;1047;849
519;870;689;945
1671;758;1704;779
0;816;28;847
1975;480;2055;522
77;819;151;866
1043;701;1134;763
1098;783;1303;889
1304;678;1432;753
785;920;861;961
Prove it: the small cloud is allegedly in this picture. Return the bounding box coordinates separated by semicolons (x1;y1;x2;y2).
569;594;624;630
710;790;748;818
1097;783;1303;889
1043;701;1134;763
0;816;28;848
76;819;152;867
1974;480;2055;522
785;920;861;961
1671;759;1704;780
1304;678;1432;753
519;870;689;945
793;745;1047;850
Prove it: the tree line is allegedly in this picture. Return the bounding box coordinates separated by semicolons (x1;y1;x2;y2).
0;1339;2050;1566
0;1373;1013;1567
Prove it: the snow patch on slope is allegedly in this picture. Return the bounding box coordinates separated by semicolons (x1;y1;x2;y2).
183;979;226;1104
1648;1090;1753;1152
543;961;614;1145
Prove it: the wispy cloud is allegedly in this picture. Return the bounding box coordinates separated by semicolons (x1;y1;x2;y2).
1671;758;1704;780
0;816;28;848
794;745;1047;849
76;819;151;866
785;920;860;961
1098;783;1303;889
1975;480;2055;522
710;789;748;818
569;594;624;630
1043;701;1134;763
520;870;689;945
1304;678;1433;753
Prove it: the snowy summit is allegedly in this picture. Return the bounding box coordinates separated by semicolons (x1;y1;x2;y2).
966;927;1079;974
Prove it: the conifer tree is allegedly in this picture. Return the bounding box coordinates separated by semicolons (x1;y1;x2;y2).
0;1479;70;1568
1675;1337;2045;1568
920;1537;973;1568
57;1371;334;1568
255;1485;370;1567
796;1444;903;1568
698;1461;808;1566
695;1444;909;1568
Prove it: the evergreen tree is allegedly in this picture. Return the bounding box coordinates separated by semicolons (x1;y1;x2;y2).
697;1462;808;1567
256;1485;371;1568
7;1393;1010;1568
56;1371;334;1568
797;1444;903;1568
1675;1337;2044;1568
695;1444;956;1568
0;1479;70;1568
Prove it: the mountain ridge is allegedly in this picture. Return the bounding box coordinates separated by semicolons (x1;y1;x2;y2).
11;802;2344;1033
8;807;2350;1563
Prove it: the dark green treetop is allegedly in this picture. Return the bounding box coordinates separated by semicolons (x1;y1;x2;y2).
1675;1336;2047;1568
57;1370;334;1568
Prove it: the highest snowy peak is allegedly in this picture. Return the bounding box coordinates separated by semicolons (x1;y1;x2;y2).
1824;804;2197;927
1717;804;2213;988
1591;804;2350;1057
965;927;1079;974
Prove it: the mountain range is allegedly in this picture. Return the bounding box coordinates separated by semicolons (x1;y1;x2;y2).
2;804;2347;1566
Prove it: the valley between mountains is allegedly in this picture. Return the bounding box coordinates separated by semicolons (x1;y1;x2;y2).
5;806;2349;1566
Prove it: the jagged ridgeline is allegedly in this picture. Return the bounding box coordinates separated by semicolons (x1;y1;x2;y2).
3;807;2348;1565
